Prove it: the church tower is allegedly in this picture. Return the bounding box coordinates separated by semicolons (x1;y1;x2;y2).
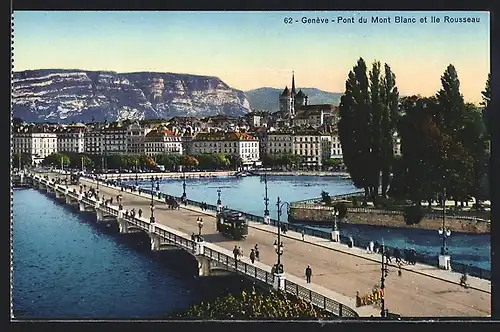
279;86;292;116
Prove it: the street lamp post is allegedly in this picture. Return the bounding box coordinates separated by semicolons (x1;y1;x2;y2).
332;210;340;242
182;171;187;198
217;189;222;212
438;191;452;270
275;197;290;272
150;176;155;224
380;240;389;318
197;218;204;237
263;171;270;224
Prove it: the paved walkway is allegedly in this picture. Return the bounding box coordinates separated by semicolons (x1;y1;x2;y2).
55;175;490;317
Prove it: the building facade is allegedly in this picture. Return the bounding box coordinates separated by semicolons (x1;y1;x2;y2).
56;126;85;153
101;124;127;155
126;121;152;154
13;127;58;165
191;132;260;166
144;129;183;156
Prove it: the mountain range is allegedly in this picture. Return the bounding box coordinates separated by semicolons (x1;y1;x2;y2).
11;69;341;123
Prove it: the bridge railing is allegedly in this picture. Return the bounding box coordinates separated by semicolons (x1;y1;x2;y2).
201;246;357;318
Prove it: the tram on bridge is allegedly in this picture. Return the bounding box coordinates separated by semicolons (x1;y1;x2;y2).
216;208;248;240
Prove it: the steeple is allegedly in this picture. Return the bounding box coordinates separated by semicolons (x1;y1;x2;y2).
291;71;296;96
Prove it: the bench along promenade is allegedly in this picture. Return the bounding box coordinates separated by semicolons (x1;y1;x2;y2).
29;174;364;318
31;174;491;317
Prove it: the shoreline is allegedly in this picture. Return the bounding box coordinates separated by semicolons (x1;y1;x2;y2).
251;171;351;178
290;218;490;236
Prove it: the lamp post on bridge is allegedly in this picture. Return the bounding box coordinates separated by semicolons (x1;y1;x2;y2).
380;240;389;318
217;188;222;212
197;218;204;236
150;176;155;224
332;209;340;242
182;170;187;199
438;158;452;270
135;160;139;187
263;171;270;224
275;197;290;273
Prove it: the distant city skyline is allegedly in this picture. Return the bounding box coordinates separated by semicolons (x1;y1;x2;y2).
13;11;489;103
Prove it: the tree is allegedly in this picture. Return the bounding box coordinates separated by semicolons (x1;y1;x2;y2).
394;96;443;204
339;58;399;200
12;152;32;168
436;65;476;205
480;73;491;138
379;64;399;197
80;155;93;170
228;154;243;171
183;155;199;169
42;153;70;168
338;60;371;200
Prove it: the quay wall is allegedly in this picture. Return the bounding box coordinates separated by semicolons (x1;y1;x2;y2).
289;207;490;234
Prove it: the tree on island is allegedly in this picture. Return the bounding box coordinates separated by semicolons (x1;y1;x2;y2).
338;58;399;202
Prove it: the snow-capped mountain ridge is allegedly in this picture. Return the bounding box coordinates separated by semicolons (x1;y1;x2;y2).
12;69;251;123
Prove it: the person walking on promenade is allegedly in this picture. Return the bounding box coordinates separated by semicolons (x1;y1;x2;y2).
138;209;142;218
394;248;401;264
305;265;312;283
191;233;196;241
301;229;305;241
250;249;256;264
238;246;243;259
233;245;239;266
385;247;392;263
254;244;260;261
369;241;375;253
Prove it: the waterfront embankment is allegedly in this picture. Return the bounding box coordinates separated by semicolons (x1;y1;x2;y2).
290;206;490;235
252;171;350;178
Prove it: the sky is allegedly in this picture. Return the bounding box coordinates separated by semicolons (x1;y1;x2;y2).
13;11;490;104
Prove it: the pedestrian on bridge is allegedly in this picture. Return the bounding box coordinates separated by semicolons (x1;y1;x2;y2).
301;229;305;241
254;244;260;261
305;265;312;283
250;249;256;264
233;245;239;265
138;209;142;218
238;246;243;259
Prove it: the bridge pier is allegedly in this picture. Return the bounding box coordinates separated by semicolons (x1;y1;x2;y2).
117;211;129;234
96;208;103;221
65;192;72;204
197;255;210;276
273;273;286;291
55;189;61;198
149;233;160;251
79;200;86;212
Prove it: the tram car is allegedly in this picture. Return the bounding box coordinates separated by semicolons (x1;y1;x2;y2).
216;209;248;240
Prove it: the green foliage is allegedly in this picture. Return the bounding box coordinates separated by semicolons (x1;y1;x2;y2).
338;58;399;200
42;153;70;168
334;202;348;219
403;205;424;225
170;288;333;319
320;191;332;206
12;152;32;168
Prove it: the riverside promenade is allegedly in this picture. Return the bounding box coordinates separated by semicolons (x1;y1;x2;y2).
51;174;490;317
100;171;235;181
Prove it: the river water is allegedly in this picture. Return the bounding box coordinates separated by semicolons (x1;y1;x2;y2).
134;175;490;270
12;189;255;319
